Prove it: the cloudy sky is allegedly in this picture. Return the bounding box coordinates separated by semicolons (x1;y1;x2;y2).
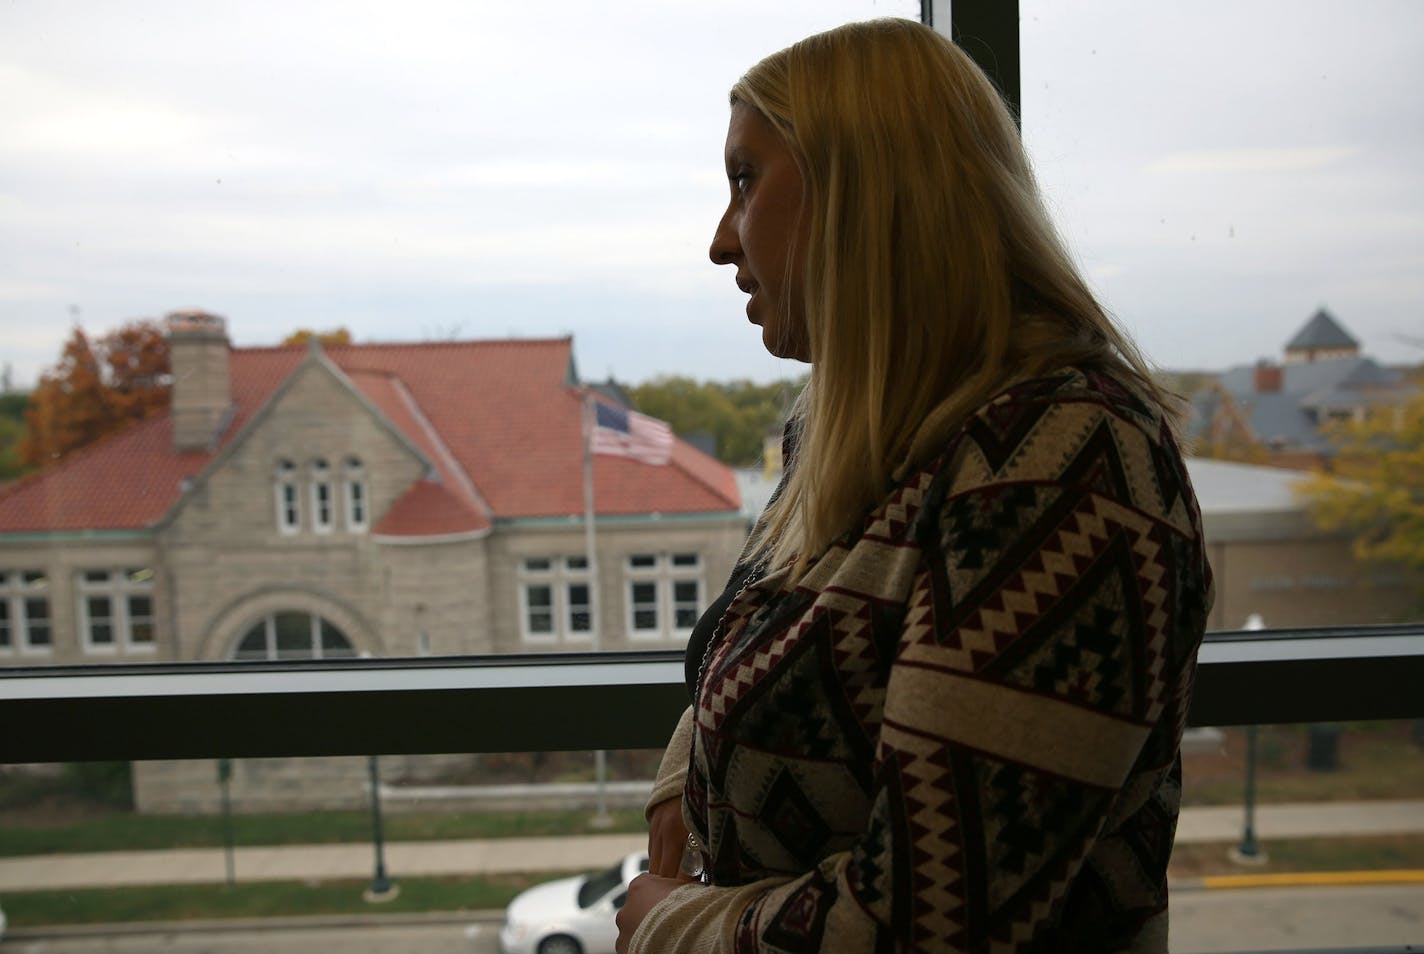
2;0;1421;390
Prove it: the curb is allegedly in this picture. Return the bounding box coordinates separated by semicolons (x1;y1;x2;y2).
1173;869;1424;891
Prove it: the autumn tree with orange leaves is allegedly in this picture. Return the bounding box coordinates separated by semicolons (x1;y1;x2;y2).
281;327;352;347
20;321;170;468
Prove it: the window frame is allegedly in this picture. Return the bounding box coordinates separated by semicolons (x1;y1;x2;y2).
232;611;356;661
0;570;54;657
624;552;703;641
344;456;368;533
76;568;157;655
310;459;334;535
518;555;596;644
275;459;301;534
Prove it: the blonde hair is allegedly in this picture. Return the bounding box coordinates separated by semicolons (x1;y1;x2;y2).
735;18;1172;574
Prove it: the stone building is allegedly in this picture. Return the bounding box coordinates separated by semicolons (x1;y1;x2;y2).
0;313;747;811
0;313;746;667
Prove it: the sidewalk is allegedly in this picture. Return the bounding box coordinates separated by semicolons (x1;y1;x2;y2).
2;801;1423;893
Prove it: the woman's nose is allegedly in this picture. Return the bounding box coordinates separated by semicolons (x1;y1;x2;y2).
709;210;737;265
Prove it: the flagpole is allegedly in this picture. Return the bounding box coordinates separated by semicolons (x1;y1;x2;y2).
583;390;611;828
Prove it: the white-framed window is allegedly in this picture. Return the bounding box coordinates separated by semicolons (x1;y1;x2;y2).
518;555;595;643
275;459;300;534
77;567;157;654
625;552;703;641
0;570;53;655
310;458;333;533
232;612;356;660
344;455;368;532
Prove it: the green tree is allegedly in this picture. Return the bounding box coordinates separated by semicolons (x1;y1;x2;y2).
0;393;29;480
630;376;802;465
1297;381;1424;605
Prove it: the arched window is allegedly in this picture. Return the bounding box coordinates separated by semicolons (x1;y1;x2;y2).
274;459;300;533
310;458;333;533
344;455;368;532
232;612;356;660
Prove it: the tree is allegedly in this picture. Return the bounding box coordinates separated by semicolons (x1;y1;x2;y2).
1297;381;1424;605
630;376;802;466
282;327;353;347
0;392;29;481
19;321;170;468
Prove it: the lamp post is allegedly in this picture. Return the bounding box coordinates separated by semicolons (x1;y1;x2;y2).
217;757;235;887
1230;614;1268;865
363;755;399;901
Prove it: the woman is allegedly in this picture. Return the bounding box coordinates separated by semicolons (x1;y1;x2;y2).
618;18;1211;953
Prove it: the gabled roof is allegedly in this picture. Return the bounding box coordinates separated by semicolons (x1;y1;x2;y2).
1285;307;1358;352
1217;355;1400;397
0;336;741;537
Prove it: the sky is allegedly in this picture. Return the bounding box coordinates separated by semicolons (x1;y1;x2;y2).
2;0;1421;390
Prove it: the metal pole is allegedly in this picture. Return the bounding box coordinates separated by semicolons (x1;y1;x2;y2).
217;757;235;887
1233;724;1265;863
584;391;612;829
364;755;398;900
1232;615;1267;864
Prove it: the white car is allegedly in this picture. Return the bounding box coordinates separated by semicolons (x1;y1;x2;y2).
500;851;649;954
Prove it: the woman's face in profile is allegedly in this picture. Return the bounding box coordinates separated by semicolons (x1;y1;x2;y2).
709;102;810;363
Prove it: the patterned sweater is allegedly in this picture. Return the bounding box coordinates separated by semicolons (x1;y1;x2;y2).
633;369;1213;953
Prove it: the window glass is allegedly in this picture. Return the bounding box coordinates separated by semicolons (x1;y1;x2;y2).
86;595;114;645
568;583;592;633
1020;1;1422;634
128;595;155;645
630;581;659;632
672;580;701;630
1018;4;1423;946
274;612;311;658
234;613;353;660
525;584;554;635
24;598;52;647
319;618;356;657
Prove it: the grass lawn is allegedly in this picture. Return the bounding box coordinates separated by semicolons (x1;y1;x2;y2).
0;807;648;857
0;873;549;928
1182;720;1424;806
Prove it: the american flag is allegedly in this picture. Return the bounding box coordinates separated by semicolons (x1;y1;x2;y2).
591;401;673;466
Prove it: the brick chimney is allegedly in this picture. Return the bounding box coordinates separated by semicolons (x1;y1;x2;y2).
167;310;232;452
1253;360;1282;394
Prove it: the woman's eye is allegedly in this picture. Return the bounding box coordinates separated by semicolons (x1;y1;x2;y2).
732;171;751;194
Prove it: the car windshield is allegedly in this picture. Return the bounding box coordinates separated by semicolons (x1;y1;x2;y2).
577;861;623;909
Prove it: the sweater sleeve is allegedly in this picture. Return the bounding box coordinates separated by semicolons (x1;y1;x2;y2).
632;394;1207;952
645;705;695;819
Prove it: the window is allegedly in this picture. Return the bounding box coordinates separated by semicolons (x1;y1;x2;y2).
77;567;156;653
310;459;333;533
275;459;300;533
518;555;596;643
0;571;52;655
344;456;368;532
625;552;703;641
232;612;355;660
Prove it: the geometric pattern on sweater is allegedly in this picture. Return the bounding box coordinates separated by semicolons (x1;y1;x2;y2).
682;369;1213;953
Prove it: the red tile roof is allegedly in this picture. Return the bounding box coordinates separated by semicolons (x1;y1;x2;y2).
0;336;741;537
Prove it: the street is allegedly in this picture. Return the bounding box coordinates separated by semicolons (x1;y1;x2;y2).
2;884;1421;953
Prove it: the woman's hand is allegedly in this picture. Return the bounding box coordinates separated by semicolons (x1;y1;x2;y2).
646;796;690;878
616;872;690;954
